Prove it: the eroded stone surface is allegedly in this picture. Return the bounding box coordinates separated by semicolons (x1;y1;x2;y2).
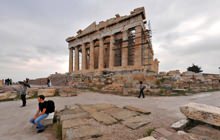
60;112;90;122
59;103;153;140
62;118;90;129
124;105;151;115
180;102;220;127
122;115;150;129
106;108;138;121
90;112;117;125
63;125;102;140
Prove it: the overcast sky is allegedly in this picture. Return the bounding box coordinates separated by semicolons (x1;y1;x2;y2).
0;0;220;81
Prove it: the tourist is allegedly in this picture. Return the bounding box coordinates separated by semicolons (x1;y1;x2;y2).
47;78;51;87
138;81;146;98
18;80;30;107
30;95;49;133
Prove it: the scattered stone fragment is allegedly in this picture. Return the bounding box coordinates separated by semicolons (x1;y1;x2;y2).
180;102;220;127
138;136;157;140
123;105;151;115
122;115;150;129
177;130;187;135
90;112;117;125
171;119;189;130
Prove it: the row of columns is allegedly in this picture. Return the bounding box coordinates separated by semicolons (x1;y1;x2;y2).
69;25;142;73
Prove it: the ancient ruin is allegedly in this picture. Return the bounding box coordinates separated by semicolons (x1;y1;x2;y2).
66;7;159;74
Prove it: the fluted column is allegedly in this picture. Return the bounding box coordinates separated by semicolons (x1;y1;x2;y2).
134;25;142;67
81;44;86;71
98;38;104;70
89;41;94;70
69;48;73;73
74;47;79;71
122;30;128;67
109;35;115;69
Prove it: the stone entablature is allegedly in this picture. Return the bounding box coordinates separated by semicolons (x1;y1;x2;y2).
66;7;159;73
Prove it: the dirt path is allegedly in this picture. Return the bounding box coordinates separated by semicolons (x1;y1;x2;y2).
1;91;220;140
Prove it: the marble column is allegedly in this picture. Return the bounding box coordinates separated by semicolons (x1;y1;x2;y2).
74;47;79;71
122;30;128;67
81;43;86;71
69;48;73;73
98;38;104;70
109;35;115;69
134;25;142;67
89;41;94;70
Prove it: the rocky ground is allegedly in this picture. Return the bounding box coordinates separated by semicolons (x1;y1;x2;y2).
1;90;220;140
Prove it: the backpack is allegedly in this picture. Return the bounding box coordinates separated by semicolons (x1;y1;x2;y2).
46;100;55;113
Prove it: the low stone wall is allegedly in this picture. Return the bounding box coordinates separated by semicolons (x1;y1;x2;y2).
29;71;220;96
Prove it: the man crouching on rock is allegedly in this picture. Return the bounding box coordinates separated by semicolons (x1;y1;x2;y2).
30;95;49;133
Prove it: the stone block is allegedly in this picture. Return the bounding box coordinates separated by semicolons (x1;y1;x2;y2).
59;87;77;97
63;125;102;140
27;88;38;97
60;112;90;122
62;118;90;129
38;88;57;97
123;105;151;115
122;115;150;129
171;119;189;130
180;102;220;127
42;112;54;126
0;92;17;101
90;112;117;125
138;136;157;140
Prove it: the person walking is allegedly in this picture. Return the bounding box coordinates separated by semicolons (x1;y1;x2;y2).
47;78;51;87
138;81;146;98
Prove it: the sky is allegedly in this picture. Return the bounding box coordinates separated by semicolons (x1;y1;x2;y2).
0;0;220;81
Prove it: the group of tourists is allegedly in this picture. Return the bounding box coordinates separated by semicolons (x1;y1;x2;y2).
4;78;12;85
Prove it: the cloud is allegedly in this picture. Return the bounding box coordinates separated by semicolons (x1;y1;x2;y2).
0;0;220;81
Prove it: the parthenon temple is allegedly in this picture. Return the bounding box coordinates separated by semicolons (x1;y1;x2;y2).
66;7;159;74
